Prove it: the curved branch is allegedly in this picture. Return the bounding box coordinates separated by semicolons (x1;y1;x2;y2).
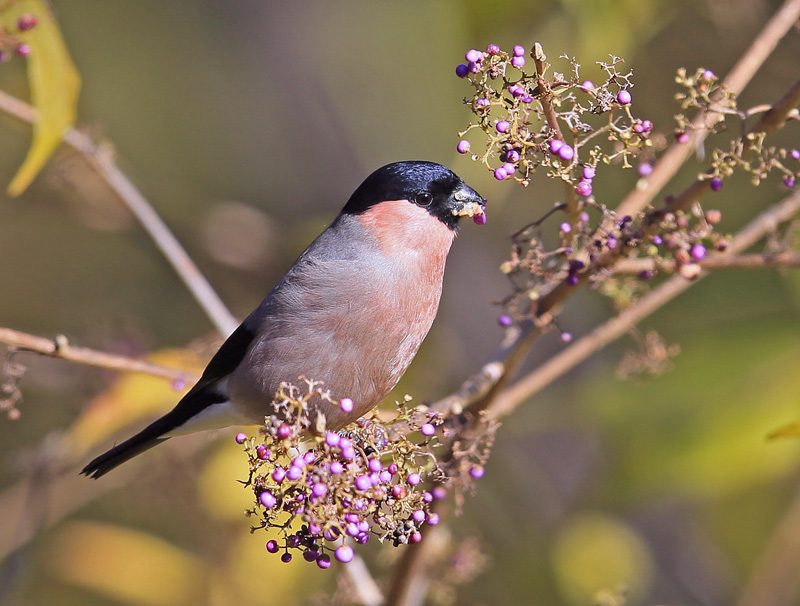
0;326;194;382
0;90;239;337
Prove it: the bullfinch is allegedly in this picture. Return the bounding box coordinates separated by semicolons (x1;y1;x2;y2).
82;161;485;478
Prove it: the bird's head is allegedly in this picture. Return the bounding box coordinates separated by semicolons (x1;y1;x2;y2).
342;161;485;231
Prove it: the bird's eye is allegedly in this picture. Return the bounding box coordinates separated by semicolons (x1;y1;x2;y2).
415;192;433;207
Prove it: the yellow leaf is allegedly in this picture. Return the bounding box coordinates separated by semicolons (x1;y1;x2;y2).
48;521;207;606
67;348;203;455
5;0;81;196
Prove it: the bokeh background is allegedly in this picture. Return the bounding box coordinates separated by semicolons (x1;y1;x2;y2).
1;1;800;605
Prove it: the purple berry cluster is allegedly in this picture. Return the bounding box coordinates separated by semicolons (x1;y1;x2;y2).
455;45;650;190
0;13;38;62
239;381;455;567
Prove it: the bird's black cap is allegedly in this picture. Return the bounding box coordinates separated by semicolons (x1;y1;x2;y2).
342;161;484;230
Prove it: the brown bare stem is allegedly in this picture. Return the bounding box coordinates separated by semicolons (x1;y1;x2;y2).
0;89;239;337
0;326;195;382
614;0;800;221
615;252;800;274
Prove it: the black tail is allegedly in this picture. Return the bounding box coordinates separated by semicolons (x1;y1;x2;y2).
81;383;231;479
80;418;173;479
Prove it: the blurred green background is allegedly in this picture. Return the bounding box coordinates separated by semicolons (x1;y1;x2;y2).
1;1;799;605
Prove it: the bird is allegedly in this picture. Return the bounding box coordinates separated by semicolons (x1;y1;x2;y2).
81;160;485;478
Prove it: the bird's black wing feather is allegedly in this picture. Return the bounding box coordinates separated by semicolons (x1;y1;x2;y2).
81;322;257;479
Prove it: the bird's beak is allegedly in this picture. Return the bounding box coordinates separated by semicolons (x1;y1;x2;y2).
450;184;486;220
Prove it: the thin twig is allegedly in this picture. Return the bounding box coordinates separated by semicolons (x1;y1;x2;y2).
0;326;193;382
613;0;800;221
614;251;800;274
0;89;239;337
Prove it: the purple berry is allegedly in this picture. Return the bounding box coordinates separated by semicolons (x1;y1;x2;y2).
512;45;525;57
432;486;447;499
616;90;632;105
473;209;487;226
335;545;354;563
498;314;513;327
557;145;575;162
379;470;392;483
15;43;31;58
368;458;382;473
561;332;573;343
388;463;399;475
256;445;270;460
582;165;596;180
277;423;292;439
783;177;795;187
638;163;653;176
266;540;280;553
272;467;286;482
792;149;800;160
17;14;38;31
494;167;508;181
496;120;510;133
304;450;316;465
465;49;483;63
486;43;500;55
476;98;490;108
317;554;332;569
468;62;480;73
469;465;485;479
341;446;355;460
355;475;371;491
455;64;469;78
303;549;320;562
407;472;421;486
502;162;516;175
580;80;595;91
312;482;328;497
420;423;436;436
549;139;564;154
355;532;370;544
642;120;653;132
259;491;277;509
325;432;340;447
511;56;525;68
287;466;302;480
560;222;572;233
709;178;723;192
456;139;470;154
702;69;716;80
235;432;247;444
410;532;423;544
505;150;520;162
427;513;440;525
690;244;707;260
576;181;592;196
412;509;426;523
675;132;690;144
392;484;407;499
340;398;354;413
508;84;524;97
330;461;344;474
281;552;292;563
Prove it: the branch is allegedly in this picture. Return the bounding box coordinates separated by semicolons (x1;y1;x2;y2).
489;186;800;419
0;89;239;337
614;251;800;274
613;0;800;221
0;326;194;382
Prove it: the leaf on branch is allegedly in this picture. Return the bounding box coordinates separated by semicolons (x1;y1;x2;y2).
5;0;81;196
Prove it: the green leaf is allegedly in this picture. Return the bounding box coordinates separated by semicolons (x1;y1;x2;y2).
5;0;81;197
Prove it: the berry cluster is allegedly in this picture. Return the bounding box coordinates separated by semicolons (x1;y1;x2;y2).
239;381;456;567
0;12;38;61
458;45;798;326
455;44;651;192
